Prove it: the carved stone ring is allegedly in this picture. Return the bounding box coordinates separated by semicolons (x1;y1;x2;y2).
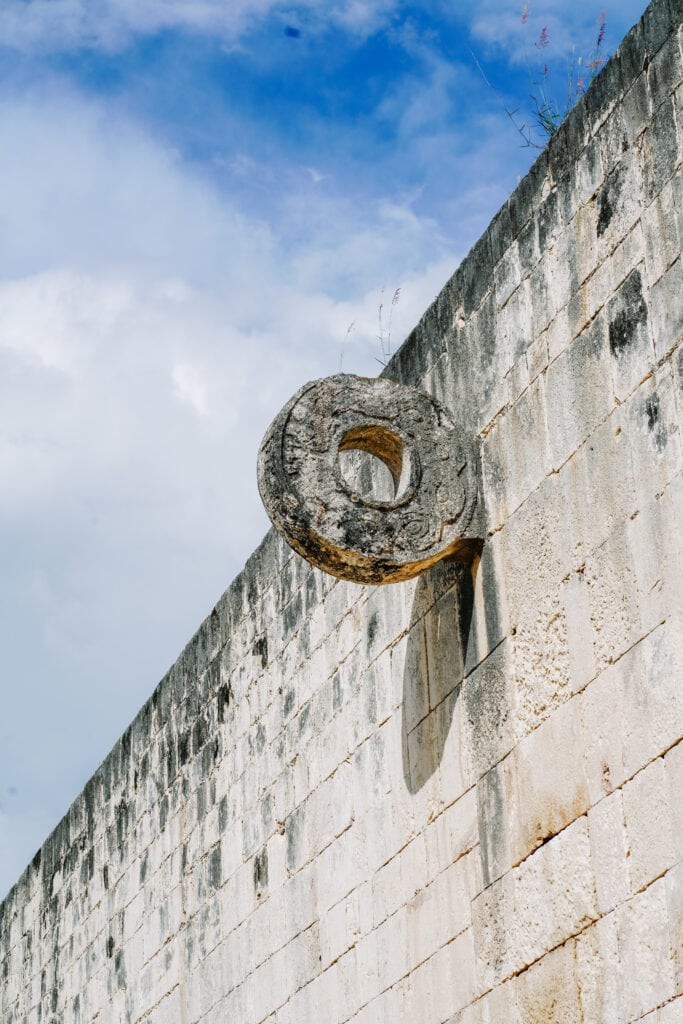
257;374;481;584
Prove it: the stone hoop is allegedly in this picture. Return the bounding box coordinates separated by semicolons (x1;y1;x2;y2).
257;374;482;584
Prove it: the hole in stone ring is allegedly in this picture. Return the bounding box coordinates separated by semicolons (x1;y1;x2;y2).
338;425;410;504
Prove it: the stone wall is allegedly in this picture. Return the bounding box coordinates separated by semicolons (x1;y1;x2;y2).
2;0;682;1020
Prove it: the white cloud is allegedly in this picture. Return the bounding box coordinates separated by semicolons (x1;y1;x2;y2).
0;79;483;895
0;0;398;53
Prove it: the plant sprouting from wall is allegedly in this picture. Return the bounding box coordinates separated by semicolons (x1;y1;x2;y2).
512;5;608;147
376;286;401;368
473;5;608;150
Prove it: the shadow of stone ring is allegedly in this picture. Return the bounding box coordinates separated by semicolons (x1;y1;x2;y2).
257;374;482;584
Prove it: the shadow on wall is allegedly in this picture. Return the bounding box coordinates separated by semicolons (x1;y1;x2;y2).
401;557;477;794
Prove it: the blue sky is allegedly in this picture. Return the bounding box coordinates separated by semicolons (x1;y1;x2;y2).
0;0;647;897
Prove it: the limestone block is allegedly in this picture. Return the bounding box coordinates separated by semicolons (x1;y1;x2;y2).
586;253;614;322
465;979;520;1024
561;568;598;693
394;623;429;736
666;862;683;998
498;278;533;371
581;651;649;803
509;696;590;866
575;912;621;1024
462;640;519;779
464;536;509;678
611;220;645;298
640;617;683;761
530;259;556;337
546;302;573;365
510;816;598;970
627;486;681;635
498;373;552;517
622;73;652;145
644;182;680;289
608;265;656;403
642;96;678;203
660;997;683;1024
494;241;522;309
584;523;642;671
431;787;478;874
527;328;549;383
557;407;637;568
258;374;482;584
433;928;478;1020
651;258;683;361
575;200;599;285
471;871;517;990
624;760;676;895
424;584;467;710
510;601;572;737
595;150;643;262
477;756;514;888
665;742;683;862
617;878;676;1021
588;790;631;915
545;313;614;471
514;940;582;1024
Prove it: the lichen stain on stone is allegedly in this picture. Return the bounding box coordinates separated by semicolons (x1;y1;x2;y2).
608;268;648;357
253;847;269;895
596;161;625;236
644;392;667;451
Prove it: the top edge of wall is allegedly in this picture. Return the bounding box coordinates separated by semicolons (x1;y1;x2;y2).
1;0;679;919
384;0;681;390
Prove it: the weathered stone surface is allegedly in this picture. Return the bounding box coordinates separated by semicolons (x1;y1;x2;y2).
257;373;482;584
3;4;683;1022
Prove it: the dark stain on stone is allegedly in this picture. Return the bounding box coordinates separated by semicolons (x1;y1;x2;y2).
217;682;232;724
208;844;222;891
597;162;625;236
608;268;648;358
102;865;109;890
201;736;220;776
114;948;126;989
79;848;94;887
644;393;667;451
255;721;267;755
106;936;115;959
197;783;206;822
283;591;303;636
332;672;343;712
464;661;510;772
477;765;508;888
178;730;190;766
253;635;268;668
209;607;220;650
115;801;128;851
367;610;379;648
192;714;208;756
285;804;304;872
218;795;228;833
159;794;168;831
253;848;268;894
139;852;148;884
298;701;310;736
284;689;296;717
